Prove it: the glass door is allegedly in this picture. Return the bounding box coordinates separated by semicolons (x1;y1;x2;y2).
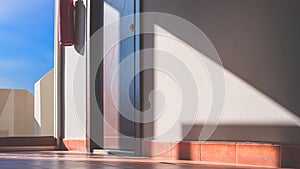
103;0;136;151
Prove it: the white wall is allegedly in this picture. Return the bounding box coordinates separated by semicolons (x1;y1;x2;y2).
141;0;300;144
62;0;87;140
63;47;86;139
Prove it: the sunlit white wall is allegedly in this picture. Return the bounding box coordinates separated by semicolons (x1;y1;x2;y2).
62;0;87;140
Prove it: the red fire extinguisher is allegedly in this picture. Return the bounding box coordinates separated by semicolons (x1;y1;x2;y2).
59;0;74;46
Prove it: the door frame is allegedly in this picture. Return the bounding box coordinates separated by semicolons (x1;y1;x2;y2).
87;0;142;155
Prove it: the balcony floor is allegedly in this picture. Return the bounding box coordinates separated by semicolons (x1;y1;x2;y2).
0;151;287;169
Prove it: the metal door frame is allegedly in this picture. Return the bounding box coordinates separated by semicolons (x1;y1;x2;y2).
87;0;141;155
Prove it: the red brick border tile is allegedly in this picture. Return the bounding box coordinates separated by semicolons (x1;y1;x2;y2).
236;143;280;167
171;142;201;160
63;139;87;152
140;140;300;168
150;141;172;158
201;143;236;163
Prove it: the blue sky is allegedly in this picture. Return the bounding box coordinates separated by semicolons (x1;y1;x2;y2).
0;0;54;94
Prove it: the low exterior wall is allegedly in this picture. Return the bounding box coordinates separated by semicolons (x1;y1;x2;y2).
0;89;34;137
34;69;54;136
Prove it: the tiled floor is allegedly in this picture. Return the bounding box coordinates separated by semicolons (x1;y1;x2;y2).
0;151;289;169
